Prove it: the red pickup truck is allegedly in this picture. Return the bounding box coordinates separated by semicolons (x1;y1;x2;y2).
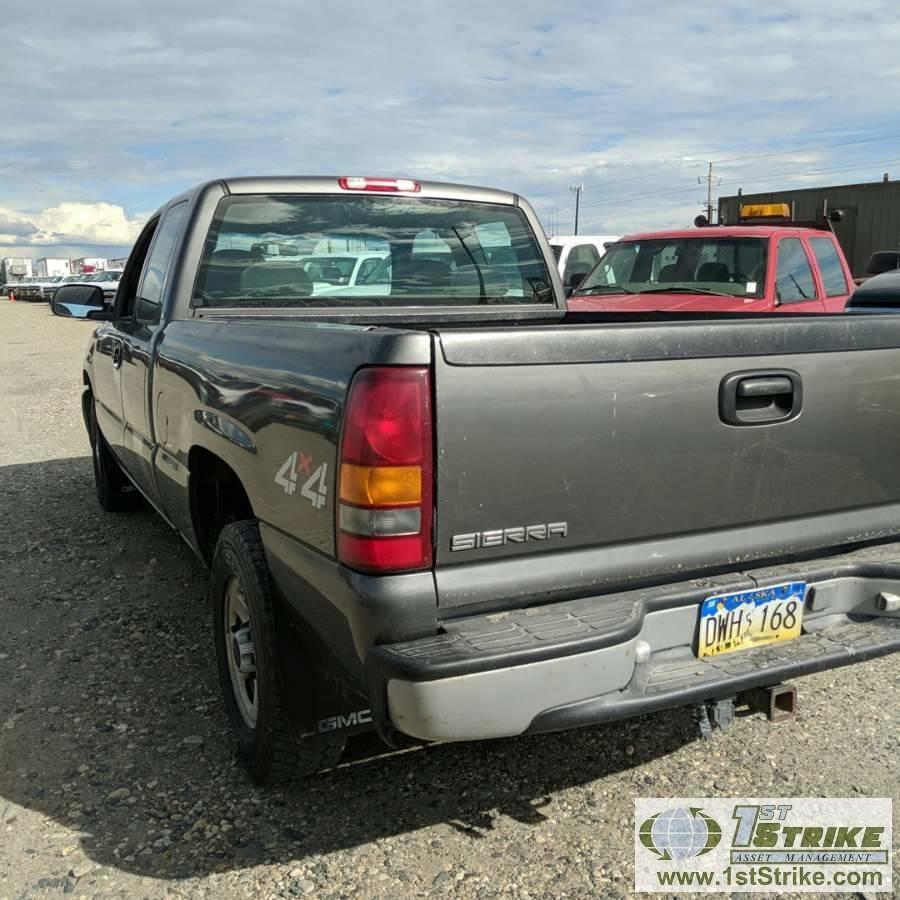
568;204;854;314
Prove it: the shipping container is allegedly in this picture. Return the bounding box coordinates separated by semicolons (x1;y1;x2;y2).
1;257;33;284
70;257;108;275
33;257;71;277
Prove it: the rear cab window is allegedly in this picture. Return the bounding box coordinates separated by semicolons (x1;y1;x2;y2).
192;195;554;309
808;237;850;297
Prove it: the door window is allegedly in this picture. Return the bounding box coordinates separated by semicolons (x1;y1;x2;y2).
809;237;849;297
117;217;159;319
563;243;600;287
136;201;188;325
775;238;817;303
355;256;382;284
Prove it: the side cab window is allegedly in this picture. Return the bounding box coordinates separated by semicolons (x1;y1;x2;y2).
775;237;817;303
808;236;850;298
135;201;189;327
114;216;160;321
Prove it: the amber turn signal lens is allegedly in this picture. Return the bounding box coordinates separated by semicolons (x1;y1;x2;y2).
339;464;422;507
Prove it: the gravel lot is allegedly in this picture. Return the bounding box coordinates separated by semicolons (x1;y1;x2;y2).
0;300;897;900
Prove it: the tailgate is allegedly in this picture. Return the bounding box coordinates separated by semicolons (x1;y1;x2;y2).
433;316;900;612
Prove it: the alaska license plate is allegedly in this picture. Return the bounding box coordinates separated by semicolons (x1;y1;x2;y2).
697;581;806;659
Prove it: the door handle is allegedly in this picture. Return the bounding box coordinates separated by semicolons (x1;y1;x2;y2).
112;343;123;369
720;370;802;426
737;376;793;398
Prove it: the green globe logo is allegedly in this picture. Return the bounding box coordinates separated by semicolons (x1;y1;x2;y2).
639;807;722;860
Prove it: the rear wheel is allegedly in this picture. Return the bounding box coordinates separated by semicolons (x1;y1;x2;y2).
88;399;137;511
211;521;345;783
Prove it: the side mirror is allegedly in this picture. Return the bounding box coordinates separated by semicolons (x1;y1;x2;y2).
866;251;900;277
51;284;112;320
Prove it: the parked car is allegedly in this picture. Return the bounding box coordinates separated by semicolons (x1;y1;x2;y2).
80;270;123;306
60;176;900;784
846;270;900;313
549;234;619;292
3;277;27;296
52;270;123;307
569;205;853;313
299;252;388;289
13;274;63;302
50;274;91;301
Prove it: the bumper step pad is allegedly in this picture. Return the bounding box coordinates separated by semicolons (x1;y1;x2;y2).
646;618;900;694
384;598;638;674
527;617;900;734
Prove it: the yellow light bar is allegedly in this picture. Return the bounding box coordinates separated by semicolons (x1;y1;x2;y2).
740;203;791;220
339;463;422;507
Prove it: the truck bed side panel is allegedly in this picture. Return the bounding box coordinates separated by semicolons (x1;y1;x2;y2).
151;319;432;558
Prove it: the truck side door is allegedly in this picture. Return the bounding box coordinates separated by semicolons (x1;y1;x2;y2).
772;236;825;312
91;327;127;457
807;234;853;312
91;217;160;458
118;200;189;504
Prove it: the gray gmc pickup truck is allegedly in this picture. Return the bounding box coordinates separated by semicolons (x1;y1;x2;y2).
58;176;900;783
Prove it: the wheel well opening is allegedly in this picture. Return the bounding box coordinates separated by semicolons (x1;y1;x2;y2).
189;447;254;563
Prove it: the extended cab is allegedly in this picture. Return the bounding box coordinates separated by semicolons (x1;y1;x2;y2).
569;204;853;313
61;177;900;783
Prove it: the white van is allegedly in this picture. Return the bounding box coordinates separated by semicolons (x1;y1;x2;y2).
549;235;620;290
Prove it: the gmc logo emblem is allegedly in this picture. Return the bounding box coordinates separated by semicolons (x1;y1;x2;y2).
317;709;373;732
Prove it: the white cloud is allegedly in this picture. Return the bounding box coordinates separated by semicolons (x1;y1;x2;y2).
2;0;900;243
0;203;143;249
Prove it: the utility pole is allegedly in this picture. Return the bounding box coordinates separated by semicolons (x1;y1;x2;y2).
698;162;720;224
549;207;559;237
570;184;584;235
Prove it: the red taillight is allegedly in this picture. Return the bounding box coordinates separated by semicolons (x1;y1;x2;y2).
337;177;421;193
337;367;433;573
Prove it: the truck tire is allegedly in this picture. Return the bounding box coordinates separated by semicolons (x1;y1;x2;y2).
211;521;345;783
89;400;138;512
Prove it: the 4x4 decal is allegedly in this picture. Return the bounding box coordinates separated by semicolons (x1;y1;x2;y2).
275;451;328;510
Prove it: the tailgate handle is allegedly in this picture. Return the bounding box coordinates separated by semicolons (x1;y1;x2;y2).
737;376;793;398
720;370;802;426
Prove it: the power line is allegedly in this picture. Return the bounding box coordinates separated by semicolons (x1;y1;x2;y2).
721;156;900;190
537;154;900;215
713;131;900;165
525;130;900;201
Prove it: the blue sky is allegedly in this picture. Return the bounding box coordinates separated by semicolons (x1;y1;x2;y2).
3;0;900;257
